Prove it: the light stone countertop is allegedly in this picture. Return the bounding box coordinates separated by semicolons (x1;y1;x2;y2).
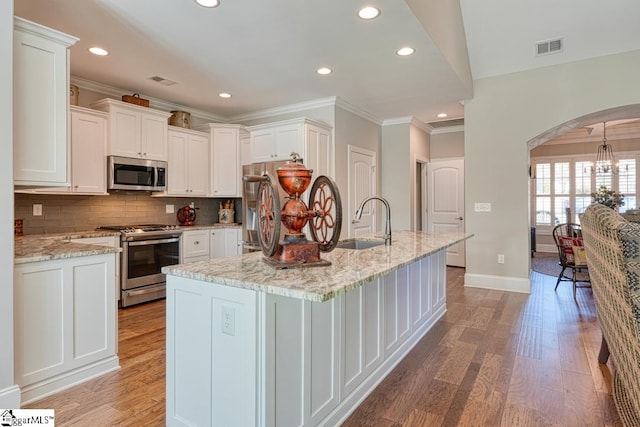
162;230;473;302
15;231;122;264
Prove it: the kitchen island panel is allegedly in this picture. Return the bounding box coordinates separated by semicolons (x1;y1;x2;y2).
166;277;257;427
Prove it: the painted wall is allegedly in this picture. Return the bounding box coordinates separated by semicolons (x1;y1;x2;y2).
1;1;19;409
381;124;411;229
464;49;640;293
380;121;430;231
335;106;381;234
430;130;464;159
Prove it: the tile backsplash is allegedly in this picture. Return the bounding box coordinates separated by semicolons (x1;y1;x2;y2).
15;193;242;235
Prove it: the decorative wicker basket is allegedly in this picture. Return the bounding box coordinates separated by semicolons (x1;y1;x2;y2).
121;93;149;107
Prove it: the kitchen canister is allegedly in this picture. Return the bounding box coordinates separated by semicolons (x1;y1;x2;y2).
70;85;79;106
169;111;191;129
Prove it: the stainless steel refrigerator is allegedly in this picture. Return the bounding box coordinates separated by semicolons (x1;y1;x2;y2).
241;161;290;253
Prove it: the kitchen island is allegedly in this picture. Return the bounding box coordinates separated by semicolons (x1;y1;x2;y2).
162;230;472;427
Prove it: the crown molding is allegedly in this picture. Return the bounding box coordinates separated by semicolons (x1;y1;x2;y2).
227;97;338;123
431;125;465;135
382;116;433;133
334;98;382;125
70;76;226;122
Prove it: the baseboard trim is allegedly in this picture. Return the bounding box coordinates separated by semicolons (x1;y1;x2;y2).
0;385;21;409
464;273;531;294
19;356;120;405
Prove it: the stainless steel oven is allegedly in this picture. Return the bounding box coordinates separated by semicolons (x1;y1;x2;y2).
98;225;181;307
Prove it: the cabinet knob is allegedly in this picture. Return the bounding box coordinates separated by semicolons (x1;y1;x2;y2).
194;241;200;245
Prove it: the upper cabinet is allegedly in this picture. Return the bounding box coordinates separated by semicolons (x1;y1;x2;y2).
167;127;209;197
90;98;172;161
247;118;334;178
13;17;78;186
195;124;247;198
69;107;109;194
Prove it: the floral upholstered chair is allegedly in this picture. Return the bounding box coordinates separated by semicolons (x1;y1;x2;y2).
580;203;640;425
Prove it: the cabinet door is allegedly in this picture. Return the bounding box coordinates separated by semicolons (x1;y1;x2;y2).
251;129;276;163
110;107;141;158
71;110;107;193
240;134;252;166
210;230;226;259
167;131;189;195
212;128;240;196
182;230;210;260
141;113;168;160
224;229;241;256
275;124;302;160
305;124;333;179
187;134;210;196
13;22;75;186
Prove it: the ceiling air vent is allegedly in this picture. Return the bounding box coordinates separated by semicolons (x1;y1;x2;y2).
536;37;564;56
148;75;177;86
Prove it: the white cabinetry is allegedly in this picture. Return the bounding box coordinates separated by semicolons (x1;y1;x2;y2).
13;17;78;186
181;229;210;263
209;228;242;258
195;124;246;197
247;118;333;180
69;235;121;302
14;253;119;403
21;107;109;195
166;247;448;426
91;98;171;161
167;127;209;196
247;118;334;177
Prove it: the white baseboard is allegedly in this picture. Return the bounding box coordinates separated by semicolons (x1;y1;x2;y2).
20;356;120;405
464;273;531;294
0;385;21;409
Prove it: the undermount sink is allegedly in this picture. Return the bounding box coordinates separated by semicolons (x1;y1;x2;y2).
335;239;385;250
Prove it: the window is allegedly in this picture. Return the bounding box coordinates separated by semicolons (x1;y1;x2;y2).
532;154;639;228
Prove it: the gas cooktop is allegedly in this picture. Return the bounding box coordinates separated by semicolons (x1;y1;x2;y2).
98;224;180;233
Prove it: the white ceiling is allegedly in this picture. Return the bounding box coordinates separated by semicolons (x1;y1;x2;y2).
13;0;640;125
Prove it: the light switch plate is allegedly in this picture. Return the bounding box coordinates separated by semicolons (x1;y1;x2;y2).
33;204;42;216
474;202;491;212
166;204;174;214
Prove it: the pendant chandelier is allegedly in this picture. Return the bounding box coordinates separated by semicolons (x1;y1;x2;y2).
591;121;618;175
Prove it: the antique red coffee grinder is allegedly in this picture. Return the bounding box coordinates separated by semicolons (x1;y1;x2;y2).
253;154;342;268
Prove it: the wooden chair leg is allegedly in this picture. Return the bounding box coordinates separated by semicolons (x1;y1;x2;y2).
598;336;610;364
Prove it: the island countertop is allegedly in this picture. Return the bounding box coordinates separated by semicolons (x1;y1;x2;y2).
162;230;472;302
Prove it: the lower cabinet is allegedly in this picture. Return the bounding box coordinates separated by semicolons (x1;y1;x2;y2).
181;229;210;263
209;228;242;259
14;253;119;403
166;248;448;426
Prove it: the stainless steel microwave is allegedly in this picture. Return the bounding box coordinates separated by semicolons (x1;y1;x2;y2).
108;156;167;191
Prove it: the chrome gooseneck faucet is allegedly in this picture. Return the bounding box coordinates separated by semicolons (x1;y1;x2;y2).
354;196;392;246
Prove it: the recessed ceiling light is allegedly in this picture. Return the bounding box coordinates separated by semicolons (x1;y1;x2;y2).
358;6;380;20
317;67;332;75
396;47;415;56
219;92;231;98
195;0;219;7
437;113;448;118
89;47;109;56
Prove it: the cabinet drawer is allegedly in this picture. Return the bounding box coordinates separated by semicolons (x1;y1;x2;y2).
182;230;210;259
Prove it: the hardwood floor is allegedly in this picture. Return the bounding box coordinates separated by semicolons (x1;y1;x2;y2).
24;268;620;426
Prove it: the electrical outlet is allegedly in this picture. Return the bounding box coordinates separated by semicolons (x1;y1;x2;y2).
221;305;235;336
33;204;43;216
475;203;491;212
498;254;505;264
189;201;195;209
166;204;174;214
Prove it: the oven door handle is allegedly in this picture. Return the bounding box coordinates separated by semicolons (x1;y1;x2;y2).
127;237;181;246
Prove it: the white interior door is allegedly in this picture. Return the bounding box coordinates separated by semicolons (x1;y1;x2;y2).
427;158;465;267
348;145;377;237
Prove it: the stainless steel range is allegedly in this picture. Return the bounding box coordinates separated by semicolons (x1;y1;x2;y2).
98;224;182;307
